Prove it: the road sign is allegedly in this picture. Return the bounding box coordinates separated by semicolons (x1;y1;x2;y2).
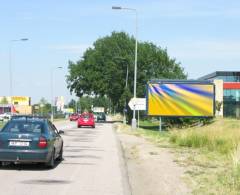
128;98;146;111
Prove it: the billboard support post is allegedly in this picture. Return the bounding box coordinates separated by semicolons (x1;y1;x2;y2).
138;110;140;128
159;117;162;132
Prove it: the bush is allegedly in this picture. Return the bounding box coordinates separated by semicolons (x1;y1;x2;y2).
164;117;214;129
170;118;240;155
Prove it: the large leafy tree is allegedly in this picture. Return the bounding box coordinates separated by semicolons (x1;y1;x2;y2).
0;97;8;104
67;31;187;113
32;98;51;116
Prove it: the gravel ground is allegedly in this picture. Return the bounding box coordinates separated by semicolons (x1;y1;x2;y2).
117;132;191;195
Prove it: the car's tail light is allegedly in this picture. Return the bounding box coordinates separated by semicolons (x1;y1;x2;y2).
38;136;48;148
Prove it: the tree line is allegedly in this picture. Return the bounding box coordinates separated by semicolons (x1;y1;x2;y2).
66;31;187;120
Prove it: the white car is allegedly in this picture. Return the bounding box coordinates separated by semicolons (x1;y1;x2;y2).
0;115;3;122
0;113;12;121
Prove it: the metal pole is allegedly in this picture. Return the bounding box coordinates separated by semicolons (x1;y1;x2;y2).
50;66;62;122
131;10;138;130
9;45;12;98
8;38;28;115
138;110;139;128
126;64;128;88
112;6;138;129
9;44;13;115
75;98;78;113
123;64;128;125
159;117;162;132
123;109;126;124
51;69;54;122
79;97;81;113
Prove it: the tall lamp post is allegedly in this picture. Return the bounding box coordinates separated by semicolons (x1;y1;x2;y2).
124;64;129;124
112;6;138;129
51;66;62;122
9;38;29;113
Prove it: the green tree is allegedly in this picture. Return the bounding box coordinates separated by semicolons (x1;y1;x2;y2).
68;99;77;112
69;96;110;113
0;97;9;104
79;97;92;112
33;98;51;116
67;31;187;116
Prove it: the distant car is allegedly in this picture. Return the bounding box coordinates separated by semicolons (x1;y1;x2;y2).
97;112;106;122
0;115;64;168
69;113;79;121
0;113;12;122
77;113;95;128
0;114;4;122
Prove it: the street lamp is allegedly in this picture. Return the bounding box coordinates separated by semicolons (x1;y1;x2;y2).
51;66;63;122
112;6;138;129
9;38;29;113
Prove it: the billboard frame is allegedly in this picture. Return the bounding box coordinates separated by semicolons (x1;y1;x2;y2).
146;80;215;117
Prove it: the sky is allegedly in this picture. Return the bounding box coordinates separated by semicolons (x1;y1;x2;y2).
0;0;240;104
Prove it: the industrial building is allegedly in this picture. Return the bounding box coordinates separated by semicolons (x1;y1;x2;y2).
199;71;240;118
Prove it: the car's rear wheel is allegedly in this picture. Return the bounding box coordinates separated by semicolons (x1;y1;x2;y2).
46;149;55;168
56;145;63;161
78;125;81;128
92;125;95;128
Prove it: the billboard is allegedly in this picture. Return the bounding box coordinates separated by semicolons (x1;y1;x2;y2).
55;96;65;111
147;81;215;117
11;96;30;106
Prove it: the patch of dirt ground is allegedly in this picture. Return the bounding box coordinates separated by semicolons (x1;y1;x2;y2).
117;133;191;195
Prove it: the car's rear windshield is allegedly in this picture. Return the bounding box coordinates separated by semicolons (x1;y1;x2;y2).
81;114;92;119
1;121;45;134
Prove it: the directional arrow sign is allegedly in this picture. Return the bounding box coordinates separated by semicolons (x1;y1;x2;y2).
128;98;146;111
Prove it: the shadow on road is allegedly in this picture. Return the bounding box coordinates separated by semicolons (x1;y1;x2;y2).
64;154;101;160
0;159;63;171
21;179;72;185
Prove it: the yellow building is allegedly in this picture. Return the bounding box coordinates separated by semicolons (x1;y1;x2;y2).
0;96;32;114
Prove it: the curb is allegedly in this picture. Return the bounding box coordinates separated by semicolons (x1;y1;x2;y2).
113;123;132;195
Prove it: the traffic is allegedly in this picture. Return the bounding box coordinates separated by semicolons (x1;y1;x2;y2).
0;111;107;169
0;115;64;168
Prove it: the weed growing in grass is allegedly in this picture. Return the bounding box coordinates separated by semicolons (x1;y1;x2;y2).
169;118;240;194
228;145;240;191
231;145;240;168
170;118;240;155
117;118;240;194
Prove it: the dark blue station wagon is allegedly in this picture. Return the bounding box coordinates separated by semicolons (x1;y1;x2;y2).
0;116;64;168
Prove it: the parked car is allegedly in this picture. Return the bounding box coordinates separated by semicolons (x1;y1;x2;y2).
0;113;12;122
0;115;64;168
69;113;79;121
77;113;95;128
0;114;4;122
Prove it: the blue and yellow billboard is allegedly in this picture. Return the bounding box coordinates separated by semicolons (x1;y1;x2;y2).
147;81;215;117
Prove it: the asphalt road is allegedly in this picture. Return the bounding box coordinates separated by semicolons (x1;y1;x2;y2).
0;120;130;195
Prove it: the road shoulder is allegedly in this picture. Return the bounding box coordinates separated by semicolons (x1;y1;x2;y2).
113;125;132;195
115;124;191;195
